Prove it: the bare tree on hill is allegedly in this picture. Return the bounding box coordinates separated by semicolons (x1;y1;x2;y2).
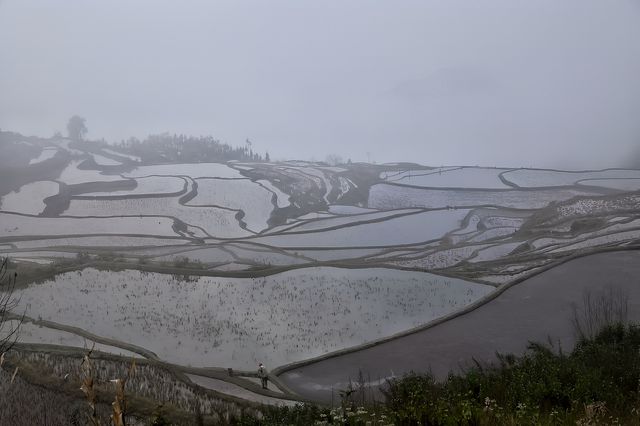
67;115;88;141
0;257;21;355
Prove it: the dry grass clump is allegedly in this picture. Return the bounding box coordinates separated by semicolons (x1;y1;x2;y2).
0;256;22;354
80;345;102;425
110;357;136;426
81;344;138;426
572;286;629;341
4;348;263;425
0;363;115;426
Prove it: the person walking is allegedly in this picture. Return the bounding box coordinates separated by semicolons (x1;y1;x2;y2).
258;363;268;389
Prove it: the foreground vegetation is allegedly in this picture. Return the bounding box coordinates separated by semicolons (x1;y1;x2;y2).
3;251;640;424
9;324;640;425
240;323;640;425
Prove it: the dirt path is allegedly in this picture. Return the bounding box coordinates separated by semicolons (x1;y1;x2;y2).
278;250;640;403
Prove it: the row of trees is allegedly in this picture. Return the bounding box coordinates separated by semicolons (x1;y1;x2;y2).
63;116;269;163
63;116;354;165
117;133;268;163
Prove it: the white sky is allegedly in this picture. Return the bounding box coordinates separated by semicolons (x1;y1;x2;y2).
1;0;639;168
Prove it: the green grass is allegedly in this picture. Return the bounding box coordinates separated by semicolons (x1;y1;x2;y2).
237;323;640;425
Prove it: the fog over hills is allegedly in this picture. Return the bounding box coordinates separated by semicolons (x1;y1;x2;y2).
1;0;640;169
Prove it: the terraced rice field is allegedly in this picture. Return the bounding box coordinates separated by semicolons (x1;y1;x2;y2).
0;181;59;215
1;137;640;405
381;167;511;189
14;267;491;368
500;168;640;188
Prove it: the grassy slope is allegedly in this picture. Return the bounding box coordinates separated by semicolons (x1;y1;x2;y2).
238;323;640;425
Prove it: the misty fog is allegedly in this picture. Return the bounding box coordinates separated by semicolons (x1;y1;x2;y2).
1;0;639;168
